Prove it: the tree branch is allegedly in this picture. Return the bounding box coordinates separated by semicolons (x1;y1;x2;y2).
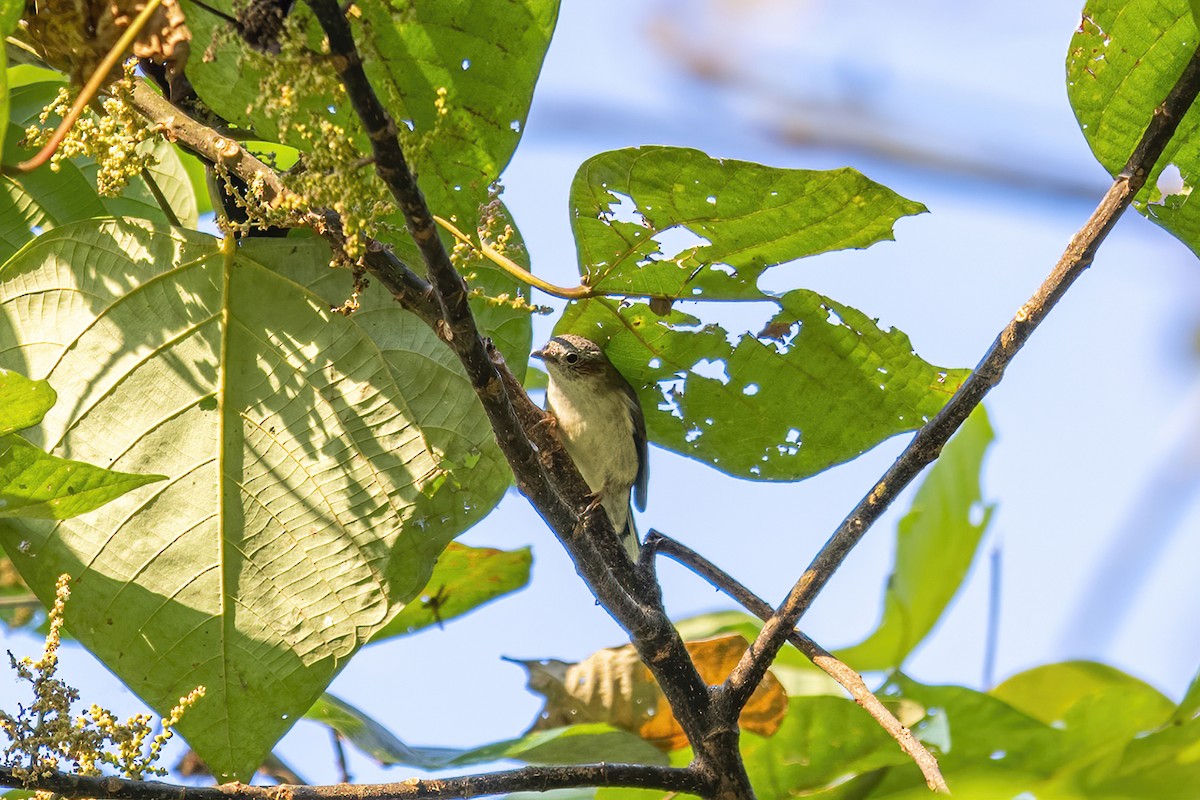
128;81;442;328
722;43;1200;712
644;531;949;794
299;4;749;791
0;763;707;800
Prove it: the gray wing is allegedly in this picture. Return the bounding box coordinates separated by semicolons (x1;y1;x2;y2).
622;379;649;512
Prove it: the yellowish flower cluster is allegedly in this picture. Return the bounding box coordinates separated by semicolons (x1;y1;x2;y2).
0;575;205;783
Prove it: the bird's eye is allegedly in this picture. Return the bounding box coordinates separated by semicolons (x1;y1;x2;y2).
565;352;579;364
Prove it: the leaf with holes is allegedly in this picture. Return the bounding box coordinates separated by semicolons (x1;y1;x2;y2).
559;295;967;481
569;146;926;301
1067;0;1200;255
0;219;509;780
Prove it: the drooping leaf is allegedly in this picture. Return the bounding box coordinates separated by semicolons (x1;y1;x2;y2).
0;434;165;518
0;368;56;435
0;219;507;780
1067;0;1200;255
559;295;967;480
518;634;787;750
307;694;667;768
839;406;994;671
368;542;531;642
570;147;926;301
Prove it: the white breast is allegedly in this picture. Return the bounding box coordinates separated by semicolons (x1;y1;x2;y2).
545;371;638;532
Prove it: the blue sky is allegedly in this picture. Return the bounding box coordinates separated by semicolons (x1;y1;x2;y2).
4;0;1200;785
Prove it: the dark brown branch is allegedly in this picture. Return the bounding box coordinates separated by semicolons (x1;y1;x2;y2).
0;763;707;800
644;531;949;794
723;43;1200;712
128;82;442;328
299;4;747;793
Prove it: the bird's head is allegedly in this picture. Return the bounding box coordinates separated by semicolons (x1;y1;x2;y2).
532;334;611;381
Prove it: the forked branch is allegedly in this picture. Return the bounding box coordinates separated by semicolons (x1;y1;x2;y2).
644;531;949;794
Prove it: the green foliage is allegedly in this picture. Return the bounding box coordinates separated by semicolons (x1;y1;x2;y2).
369;542;532;642
0;0;21;166
1067;0;1200;254
0;76;198;262
570;147;926;301
559;293;966;480
0;434;164;519
308;694;668;769
0;369;55;435
840;407;995;670
0;219;511;779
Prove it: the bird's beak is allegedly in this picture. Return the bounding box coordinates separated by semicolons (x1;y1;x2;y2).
530;347;546;361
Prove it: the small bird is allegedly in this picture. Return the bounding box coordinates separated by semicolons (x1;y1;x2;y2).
532;334;648;560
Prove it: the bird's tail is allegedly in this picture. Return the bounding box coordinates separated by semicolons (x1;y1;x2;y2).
622;512;640;562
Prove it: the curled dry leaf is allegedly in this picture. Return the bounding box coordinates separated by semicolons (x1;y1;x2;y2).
518;633;788;750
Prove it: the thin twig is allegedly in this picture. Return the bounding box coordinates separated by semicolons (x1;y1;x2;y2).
722;43;1200;713
331;731;351;784
644;531;949;794
127;81;442;328
982;544;1002;690
434;216;593;300
0;763;706;800
18;0;165;171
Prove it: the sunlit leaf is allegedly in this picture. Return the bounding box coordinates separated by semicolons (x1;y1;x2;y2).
0;368;56;435
0;219;507;780
0;434;164;519
559;295;967;480
570;147;926;301
839;407;994;671
183;0;557;226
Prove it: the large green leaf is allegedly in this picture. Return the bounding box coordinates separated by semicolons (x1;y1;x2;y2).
1067;0;1200;255
839;407;994;671
0;219;508;780
570;147;926;300
558;295;967;480
369;542;531;642
0;368;56;435
307;694;668;769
